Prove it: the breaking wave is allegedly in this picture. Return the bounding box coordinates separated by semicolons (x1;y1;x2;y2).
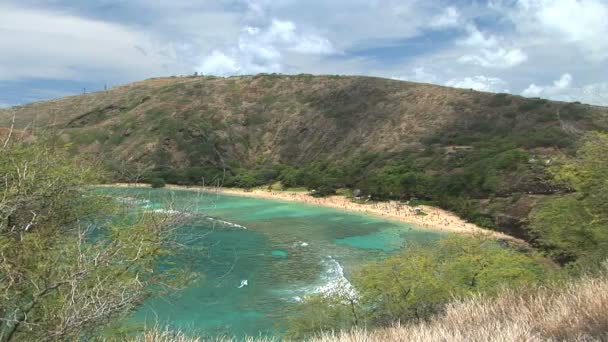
205;217;248;230
286;256;357;302
114;196;152;207
312;256;357;299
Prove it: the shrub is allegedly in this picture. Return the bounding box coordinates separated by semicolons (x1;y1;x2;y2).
488;93;512;107
313;268;608;342
150;178;166;188
518;99;547;112
286;235;549;338
0;137;191;340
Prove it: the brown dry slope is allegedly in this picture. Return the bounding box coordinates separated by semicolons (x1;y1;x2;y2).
0;75;469;166
2;74;605;168
1;74;607;238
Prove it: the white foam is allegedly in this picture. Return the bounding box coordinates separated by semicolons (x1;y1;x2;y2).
115;196;152;206
115;197;185;215
292;241;309;248
313;256;357;299
285;256;357;302
205;217;248;230
151;208;184;215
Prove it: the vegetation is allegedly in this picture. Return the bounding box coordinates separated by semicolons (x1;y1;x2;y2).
1;75;605;238
285;235;550;339
149;177;167;188
0;75;607;341
280;131;608;339
0;136;193;341
530;132;608;270
128;265;608;341
314;265;608;342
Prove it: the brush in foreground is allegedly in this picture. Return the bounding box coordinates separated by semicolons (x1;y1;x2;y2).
315;270;608;342
133;269;608;341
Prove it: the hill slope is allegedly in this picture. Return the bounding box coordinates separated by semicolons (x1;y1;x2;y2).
1;74;607;238
315;268;608;342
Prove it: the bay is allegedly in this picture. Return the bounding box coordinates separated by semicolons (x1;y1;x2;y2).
99;187;442;338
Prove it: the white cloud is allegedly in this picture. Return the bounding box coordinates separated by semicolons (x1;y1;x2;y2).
522;83;544;97
430;7;461;29
522;73;571;98
455;23;527;69
516;0;608;61
0;4;183;81
196;19;334;76
521;73;608;105
411;67;439;83
458;24;499;48
196;51;242;76
392;67;439;84
1;0;607;107
245;0;267;18
262;19;334;54
237;0;443;51
553;73;572;88
458;48;528;68
579;83;608;105
445;76;510;93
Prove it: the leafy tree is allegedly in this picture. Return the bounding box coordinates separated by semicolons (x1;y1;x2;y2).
285;235;548;338
530;132;608;269
355;235;546;325
285;293;360;340
0;136;192;341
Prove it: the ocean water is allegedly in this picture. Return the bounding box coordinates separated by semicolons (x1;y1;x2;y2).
99;187;441;338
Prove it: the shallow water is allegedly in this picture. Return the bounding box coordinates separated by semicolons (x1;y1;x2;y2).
100;187;442;338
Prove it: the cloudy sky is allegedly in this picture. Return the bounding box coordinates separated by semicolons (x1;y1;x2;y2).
1;0;607;107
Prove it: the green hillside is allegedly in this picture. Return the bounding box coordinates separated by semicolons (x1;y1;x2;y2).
1;74;607;239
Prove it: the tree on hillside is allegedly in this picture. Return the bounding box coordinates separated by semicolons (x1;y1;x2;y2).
530;131;608;270
0;136;193;341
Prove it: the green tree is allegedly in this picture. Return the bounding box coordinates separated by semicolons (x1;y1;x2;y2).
286;235;548;338
355;235;546;325
530;132;608;269
0;136;192;341
285;293;360;340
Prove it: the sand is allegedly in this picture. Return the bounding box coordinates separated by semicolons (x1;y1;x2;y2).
100;183;523;243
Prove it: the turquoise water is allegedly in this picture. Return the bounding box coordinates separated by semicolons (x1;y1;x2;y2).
100;188;441;338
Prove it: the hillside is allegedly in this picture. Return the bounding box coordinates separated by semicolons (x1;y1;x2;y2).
1;74;607;239
314;268;608;342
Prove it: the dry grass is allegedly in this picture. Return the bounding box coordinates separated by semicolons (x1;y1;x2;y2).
132;329;203;342
314;271;608;342
130;329;277;342
132;270;608;342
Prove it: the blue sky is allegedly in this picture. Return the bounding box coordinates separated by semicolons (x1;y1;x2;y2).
1;0;607;107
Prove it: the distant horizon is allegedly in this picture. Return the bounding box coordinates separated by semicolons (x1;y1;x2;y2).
1;1;607;106
2;73;605;110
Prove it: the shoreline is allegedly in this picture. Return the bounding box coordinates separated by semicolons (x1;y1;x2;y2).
99;183;523;243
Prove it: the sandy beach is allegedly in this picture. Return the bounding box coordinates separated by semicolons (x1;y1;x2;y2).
101;183;523;243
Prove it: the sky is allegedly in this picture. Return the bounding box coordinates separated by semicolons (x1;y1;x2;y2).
1;0;607;107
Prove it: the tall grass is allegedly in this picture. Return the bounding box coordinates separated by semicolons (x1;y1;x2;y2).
131;329;277;342
315;270;608;342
